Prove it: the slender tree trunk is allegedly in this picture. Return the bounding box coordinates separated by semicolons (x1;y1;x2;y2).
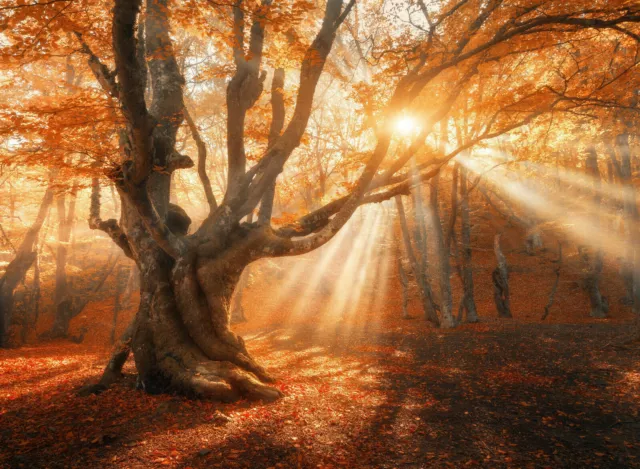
412;176;430;291
541;242;562;320
429;173;455;328
50;186;78;338
493;233;511;318
584;146;608;318
616;132;640;311
396;245;410;319
459;166;478;322
445;164;459;249
0;183;54;347
395;196;439;326
21;249;41;343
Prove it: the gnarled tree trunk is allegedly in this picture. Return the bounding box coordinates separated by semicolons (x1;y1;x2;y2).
80;0;435;402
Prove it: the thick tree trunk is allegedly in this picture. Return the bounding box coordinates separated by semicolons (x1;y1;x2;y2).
459;166;478;322
85;187;281;401
0;184;54;347
132;251;280;401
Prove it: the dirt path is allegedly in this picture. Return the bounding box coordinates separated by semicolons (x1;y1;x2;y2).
1;321;639;468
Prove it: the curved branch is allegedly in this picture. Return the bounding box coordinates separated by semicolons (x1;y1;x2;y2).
73;31;118;98
88;177;134;259
262;182;411;257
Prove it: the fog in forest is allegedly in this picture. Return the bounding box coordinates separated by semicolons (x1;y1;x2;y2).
1;0;640;467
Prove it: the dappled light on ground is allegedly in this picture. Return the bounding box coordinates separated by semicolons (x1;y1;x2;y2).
2;318;640;468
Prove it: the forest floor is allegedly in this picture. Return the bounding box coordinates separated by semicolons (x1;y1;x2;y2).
1;317;640;469
3;228;640;468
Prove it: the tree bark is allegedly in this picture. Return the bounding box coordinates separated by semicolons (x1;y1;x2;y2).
111;265;128;344
230;266;249;324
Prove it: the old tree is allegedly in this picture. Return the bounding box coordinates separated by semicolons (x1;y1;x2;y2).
2;0;639;401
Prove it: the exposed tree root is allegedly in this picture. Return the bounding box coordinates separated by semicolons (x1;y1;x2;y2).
78;319;135;396
79;256;280;402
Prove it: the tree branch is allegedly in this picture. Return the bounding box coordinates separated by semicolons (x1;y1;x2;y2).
258;68;285;225
184;106;217;212
73;31;118;98
113;0;155;185
233;0;351;217
225;0;269;200
88;177;133;259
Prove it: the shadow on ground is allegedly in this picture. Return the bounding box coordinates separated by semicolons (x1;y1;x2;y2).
1;321;640;468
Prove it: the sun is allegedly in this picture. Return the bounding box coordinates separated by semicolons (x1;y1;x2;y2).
395;115;419;136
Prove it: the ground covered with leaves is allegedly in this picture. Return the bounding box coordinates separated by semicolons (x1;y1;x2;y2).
2;315;640;468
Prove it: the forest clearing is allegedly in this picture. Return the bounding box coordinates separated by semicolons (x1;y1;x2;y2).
1;0;640;467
